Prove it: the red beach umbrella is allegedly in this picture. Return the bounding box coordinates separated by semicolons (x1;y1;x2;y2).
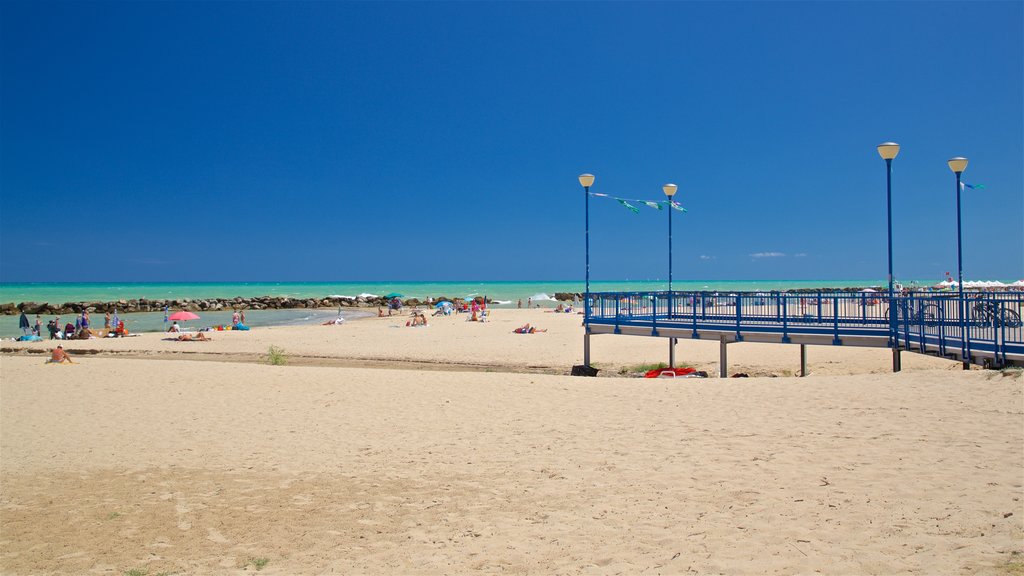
168;311;200;321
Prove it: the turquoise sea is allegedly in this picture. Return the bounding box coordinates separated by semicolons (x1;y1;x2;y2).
0;279;917;339
0;280;893;307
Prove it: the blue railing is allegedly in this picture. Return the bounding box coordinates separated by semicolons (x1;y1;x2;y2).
586;290;1024;366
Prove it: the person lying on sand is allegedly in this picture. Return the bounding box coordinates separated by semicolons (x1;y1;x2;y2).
47;345;74;364
513;324;546;334
176;333;211;342
322;317;345;325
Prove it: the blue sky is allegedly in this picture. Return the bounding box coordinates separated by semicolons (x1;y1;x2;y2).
1;1;1021;283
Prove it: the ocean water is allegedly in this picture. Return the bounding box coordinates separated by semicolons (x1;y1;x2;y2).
0;280;892;307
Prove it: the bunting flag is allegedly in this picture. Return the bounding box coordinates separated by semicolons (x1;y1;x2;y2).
589;192;689;215
960;182;986;191
616;199;640;214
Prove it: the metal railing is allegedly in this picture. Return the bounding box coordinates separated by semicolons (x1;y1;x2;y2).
586;290;1024;366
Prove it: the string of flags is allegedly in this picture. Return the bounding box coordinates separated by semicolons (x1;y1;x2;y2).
590;192;688;215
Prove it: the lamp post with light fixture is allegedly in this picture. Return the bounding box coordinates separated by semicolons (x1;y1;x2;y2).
948;157;970;369
579;173;595;367
663;183;678;367
877;142;901;372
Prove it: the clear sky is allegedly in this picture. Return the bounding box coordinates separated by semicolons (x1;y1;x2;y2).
1;1;1021;283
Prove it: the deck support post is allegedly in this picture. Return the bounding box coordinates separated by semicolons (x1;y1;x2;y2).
800;344;808;377
719;336;728;378
669;337;676;368
892;347;901;373
584;329;591;368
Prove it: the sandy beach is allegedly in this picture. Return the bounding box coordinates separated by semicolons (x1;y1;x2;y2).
2;309;1022;575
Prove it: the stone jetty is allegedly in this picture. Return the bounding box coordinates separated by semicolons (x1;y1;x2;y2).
0;295;491;316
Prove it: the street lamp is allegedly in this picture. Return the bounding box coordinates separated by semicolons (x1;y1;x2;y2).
877;142;900;372
948;157;970;369
579;173;594;366
663;183;678;291
663;183;678;367
579;173;595;304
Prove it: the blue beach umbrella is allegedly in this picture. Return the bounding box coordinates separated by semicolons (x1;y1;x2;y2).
384;292;404;299
434;301;452;308
112;309;120;329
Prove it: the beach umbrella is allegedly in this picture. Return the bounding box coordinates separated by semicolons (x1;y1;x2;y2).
112;309;120;329
435;301;452;308
18;312;30;335
384;292;404;299
168;311;200;321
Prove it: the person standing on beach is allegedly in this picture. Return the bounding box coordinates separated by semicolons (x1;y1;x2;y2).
34;314;42;336
517;299;522;309
527;297;532;308
232;310;240;326
104;312;111;330
239;309;246;326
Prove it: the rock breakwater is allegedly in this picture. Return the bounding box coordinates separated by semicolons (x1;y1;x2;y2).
0;295;491;316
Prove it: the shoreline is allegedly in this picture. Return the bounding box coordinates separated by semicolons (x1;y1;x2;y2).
6;283;1023;317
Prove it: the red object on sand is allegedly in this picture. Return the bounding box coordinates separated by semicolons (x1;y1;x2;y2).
644;367;697;378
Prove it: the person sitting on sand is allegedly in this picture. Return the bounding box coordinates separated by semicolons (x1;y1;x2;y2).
48;345;74;364
554;303;564;313
378;306;386;317
114;320;128;337
176;333;211;341
167;321;180;333
407;312;428;327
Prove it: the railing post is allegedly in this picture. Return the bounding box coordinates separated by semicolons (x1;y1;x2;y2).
735;294;742;339
832;296;841;345
781;294;790;343
938;296;946;357
995;300;1003;368
651;294;658;337
691;291;699;339
614;295;621;334
963;293;971;369
817;290;822;323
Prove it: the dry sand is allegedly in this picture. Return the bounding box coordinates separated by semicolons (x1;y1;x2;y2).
1;309;1022;575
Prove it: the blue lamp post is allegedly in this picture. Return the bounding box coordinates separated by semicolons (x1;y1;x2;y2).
948;156;970;369
579;173;595;366
877;142;901;372
663;183;678;367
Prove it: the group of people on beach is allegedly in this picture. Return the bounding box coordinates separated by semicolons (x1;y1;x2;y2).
38;310;128;340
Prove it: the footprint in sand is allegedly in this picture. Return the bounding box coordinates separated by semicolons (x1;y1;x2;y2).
207;527;230;544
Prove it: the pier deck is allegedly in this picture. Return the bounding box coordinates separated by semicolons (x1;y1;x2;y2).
584;291;1024;371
